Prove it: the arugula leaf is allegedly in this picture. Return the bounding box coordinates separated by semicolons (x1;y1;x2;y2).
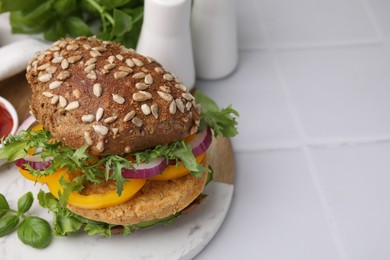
102;155;131;195
133;140;209;177
58;175;84;208
171;141;209;177
195;91;239;138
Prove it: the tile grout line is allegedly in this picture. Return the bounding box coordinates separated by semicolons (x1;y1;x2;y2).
250;0;349;259
235;134;390;154
238;39;383;52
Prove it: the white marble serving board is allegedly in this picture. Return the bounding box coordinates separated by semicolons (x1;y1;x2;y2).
0;164;233;260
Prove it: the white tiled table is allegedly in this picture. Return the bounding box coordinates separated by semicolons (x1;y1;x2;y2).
196;0;390;259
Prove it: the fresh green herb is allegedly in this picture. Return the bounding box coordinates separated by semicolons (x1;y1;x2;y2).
0;192;52;248
17;216;52;249
195;91;239;138
0;215;19;237
0;193;10;218
17;191;34;214
0;0;144;48
0;129;131;201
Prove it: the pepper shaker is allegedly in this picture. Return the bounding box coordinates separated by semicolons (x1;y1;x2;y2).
136;0;195;89
191;0;238;80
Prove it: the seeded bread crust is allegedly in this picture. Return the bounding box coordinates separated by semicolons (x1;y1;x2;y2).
26;37;200;155
67;154;209;225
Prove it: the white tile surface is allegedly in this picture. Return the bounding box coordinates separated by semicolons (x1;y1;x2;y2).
365;0;390;39
236;0;267;50
255;0;378;46
311;143;390;260
198;150;341;260
197;50;300;152
276;44;390;143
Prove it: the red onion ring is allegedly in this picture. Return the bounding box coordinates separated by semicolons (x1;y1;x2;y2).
17;114;37;134
14;155;51;171
189;127;212;157
121;157;168;179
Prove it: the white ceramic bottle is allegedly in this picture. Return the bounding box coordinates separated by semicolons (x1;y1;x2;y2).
191;0;238;80
136;0;195;89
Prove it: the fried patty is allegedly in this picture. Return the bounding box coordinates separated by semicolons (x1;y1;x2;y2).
67;155;209;225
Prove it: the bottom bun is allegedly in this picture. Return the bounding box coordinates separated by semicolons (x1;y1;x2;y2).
67;154;209;225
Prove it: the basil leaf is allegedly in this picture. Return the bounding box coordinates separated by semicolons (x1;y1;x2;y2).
112;8;133;37
97;31;112;40
80;0;99;14
44;20;67;41
0;0;40;13
53;0;77;15
0;194;10;218
0;215;19;237
17;192;34;214
17;216;52;248
100;0;131;10
21;0;53;26
66;16;92;37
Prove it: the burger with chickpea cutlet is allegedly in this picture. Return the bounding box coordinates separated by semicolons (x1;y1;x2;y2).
0;36;238;236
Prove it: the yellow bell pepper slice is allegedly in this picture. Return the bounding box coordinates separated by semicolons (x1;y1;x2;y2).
45;168;146;209
150;153;205;181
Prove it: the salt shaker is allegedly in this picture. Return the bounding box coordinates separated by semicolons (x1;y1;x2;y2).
136;0;195;89
191;0;238;80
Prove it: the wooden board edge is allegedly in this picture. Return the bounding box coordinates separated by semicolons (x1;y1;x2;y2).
208;136;235;184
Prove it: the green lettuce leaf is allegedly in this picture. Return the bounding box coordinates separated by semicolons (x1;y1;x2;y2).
195;91;239;138
38;190;83;236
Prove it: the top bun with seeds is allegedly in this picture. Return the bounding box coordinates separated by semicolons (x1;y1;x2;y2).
26;36;201;155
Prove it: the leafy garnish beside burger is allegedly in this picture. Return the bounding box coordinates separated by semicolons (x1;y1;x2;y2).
0;37;238;237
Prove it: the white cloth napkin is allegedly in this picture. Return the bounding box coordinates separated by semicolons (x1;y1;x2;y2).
0;39;50;81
